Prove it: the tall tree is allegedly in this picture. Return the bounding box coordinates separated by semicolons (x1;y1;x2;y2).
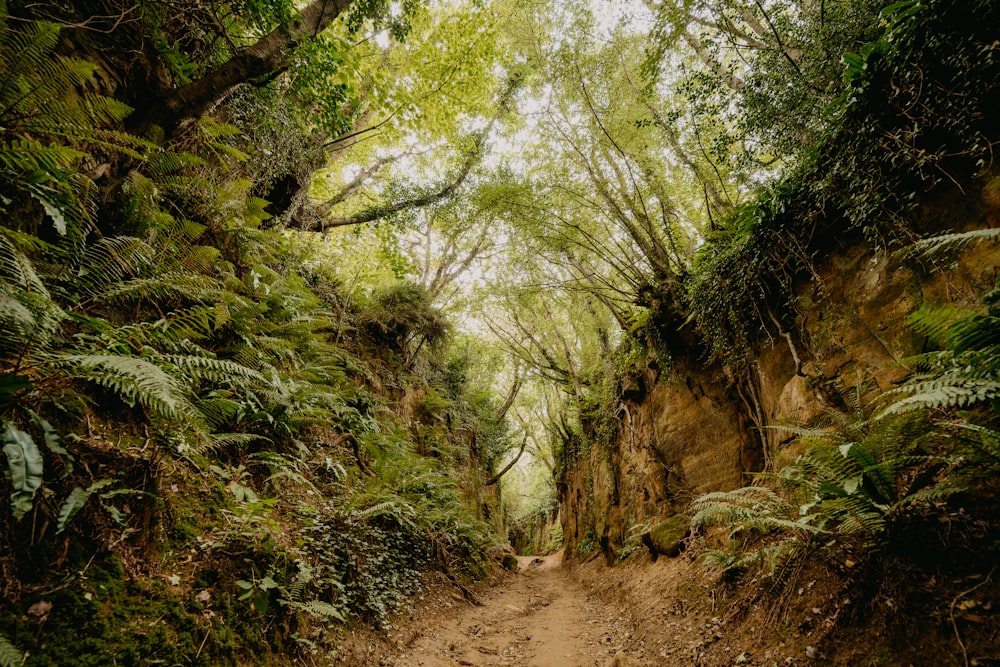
126;0;359;133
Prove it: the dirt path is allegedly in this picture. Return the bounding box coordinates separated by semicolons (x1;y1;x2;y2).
391;553;640;667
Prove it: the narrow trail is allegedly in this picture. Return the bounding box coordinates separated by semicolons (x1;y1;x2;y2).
393;553;640;667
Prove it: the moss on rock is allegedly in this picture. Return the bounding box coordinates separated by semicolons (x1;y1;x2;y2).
641;515;691;561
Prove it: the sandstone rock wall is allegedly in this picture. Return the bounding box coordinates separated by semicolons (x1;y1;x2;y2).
560;177;1000;560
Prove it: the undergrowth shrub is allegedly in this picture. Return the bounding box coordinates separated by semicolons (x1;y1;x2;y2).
693;402;959;577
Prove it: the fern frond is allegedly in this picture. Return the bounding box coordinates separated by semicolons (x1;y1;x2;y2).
880;379;1000;416
160;354;264;385
0;631;23;667
0;279;62;353
0;228;49;293
950;315;1000;357
73;236;154;298
690;486;816;535
89;272;221;306
942;421;1000;471
765;423;835;439
212;431;270;446
821;494;887;536
143;150;207;179
52;353;202;423
907;305;970;348
898;228;1000;260
151;305;227;341
353;500;415;522
281;599;345;622
893;484;961;510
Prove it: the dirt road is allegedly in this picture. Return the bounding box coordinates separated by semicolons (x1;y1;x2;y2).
391;553;640;667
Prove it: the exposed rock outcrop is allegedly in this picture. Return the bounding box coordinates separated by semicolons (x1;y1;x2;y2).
560;177;1000;561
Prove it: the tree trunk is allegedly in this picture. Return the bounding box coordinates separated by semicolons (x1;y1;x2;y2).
132;0;352;134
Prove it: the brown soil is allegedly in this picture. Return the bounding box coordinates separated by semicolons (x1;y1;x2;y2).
337;536;999;666
383;552;643;667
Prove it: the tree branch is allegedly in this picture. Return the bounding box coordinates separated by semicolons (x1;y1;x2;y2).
495;373;523;423
310;75;521;230
133;0;352;134
332;432;374;476
485;433;527;486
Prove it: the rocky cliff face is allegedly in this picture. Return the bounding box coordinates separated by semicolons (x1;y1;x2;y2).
560;178;1000;560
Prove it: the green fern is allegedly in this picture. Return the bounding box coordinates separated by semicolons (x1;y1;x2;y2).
883;275;1000;418
0;229;48;292
702;539;805;575
897;228;1000;261
881;378;1000;416
248;451;317;492
2;419;43;520
52;353;202;423
72;236;156;299
0;18;144;247
0;229;62;355
692;486;820;537
940;421;1000;474
0;631;22;667
695;394;961;577
159;354;264;385
295;599;345;621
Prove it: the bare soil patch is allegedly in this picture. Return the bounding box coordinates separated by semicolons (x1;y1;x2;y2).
381;552;642;666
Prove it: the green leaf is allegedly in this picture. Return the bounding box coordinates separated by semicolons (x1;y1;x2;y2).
56;478;116;533
26;411;72;472
843;475;863;495
818;482;848;498
229;481;259;504
0;374;30;396
2;421;44;520
252;593;269;614
56;487;90;533
33;193;67;235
